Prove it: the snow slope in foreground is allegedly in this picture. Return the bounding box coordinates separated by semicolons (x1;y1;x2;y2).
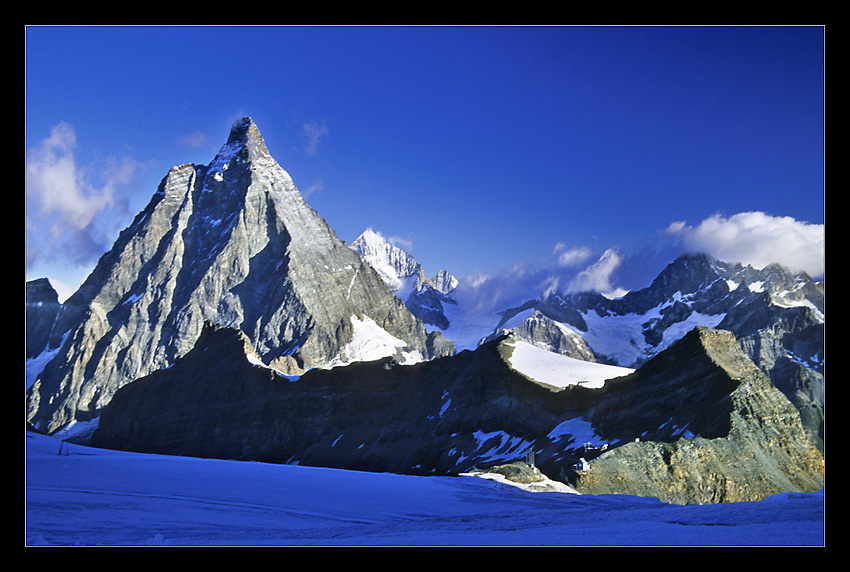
25;432;824;546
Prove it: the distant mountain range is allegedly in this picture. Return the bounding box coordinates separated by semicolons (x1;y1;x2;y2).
26;117;824;503
349;225;824;450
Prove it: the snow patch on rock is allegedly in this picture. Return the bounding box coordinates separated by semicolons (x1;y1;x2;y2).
506;338;633;389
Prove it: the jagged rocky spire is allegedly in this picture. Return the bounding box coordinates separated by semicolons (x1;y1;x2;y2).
350;228;459;331
226;116;271;158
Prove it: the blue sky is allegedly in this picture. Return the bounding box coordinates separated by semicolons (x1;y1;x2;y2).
26;26;825;304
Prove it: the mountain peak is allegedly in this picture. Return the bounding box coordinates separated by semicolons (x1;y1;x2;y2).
222;116;270;162
25;118;454;434
352;228;421;293
26;278;60;306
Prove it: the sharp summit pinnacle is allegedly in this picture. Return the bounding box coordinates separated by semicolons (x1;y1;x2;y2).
223;116;270;161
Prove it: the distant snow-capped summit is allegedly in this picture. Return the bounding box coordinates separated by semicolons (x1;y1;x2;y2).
351;228;458;330
351;228;426;300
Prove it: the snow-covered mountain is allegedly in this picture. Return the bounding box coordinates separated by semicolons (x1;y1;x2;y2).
351;228;458;330
350;228;426;298
491;253;825;449
494;253;823;368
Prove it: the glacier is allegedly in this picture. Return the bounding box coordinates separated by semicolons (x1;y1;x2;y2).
25;431;824;546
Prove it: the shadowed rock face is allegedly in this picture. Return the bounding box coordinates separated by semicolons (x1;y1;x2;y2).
26;278;63;359
92;323;566;475
92;324;823;504
26;118;453;435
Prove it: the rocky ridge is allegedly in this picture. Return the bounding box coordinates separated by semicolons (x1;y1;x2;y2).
25;278;62;360
91;322;823;504
568;327;824;504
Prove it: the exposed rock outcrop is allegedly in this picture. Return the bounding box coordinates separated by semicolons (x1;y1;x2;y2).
486;309;599;362
25;278;63;359
567;327;824;504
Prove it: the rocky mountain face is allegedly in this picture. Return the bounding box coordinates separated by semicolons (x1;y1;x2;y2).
494;253;824;450
25;278;62;360
568;327;823;504
485;310;600;362
91;323;823;504
25;117;454;436
25;278;66;396
351;228;458;330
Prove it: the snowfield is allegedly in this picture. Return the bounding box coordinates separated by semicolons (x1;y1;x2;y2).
580;304;727;368
26;431;824;546
326;314;423;367
505;338;634;389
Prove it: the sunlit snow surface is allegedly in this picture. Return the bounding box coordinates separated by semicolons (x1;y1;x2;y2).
26;432;824;546
505;338;634;389
326;315;423;368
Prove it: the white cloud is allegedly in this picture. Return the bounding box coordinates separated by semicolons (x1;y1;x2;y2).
175;129;210;149
46;277;80;305
26;122;115;232
555;245;593;268
302;178;324;198
26;122;143;275
387;234;415;253
566;248;628;299
361;227;415;253
301;120;328;156
540;275;560;298
666;211;824;277
453;246;633;314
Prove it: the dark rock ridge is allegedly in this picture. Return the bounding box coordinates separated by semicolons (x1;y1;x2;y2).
26;117;453;436
92;322;823;504
568;326;823;504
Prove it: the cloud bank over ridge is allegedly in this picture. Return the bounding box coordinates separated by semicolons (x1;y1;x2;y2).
448;210;824;317
665;211;824;278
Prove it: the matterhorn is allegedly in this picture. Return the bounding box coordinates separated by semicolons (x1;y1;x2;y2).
26;117;454;436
